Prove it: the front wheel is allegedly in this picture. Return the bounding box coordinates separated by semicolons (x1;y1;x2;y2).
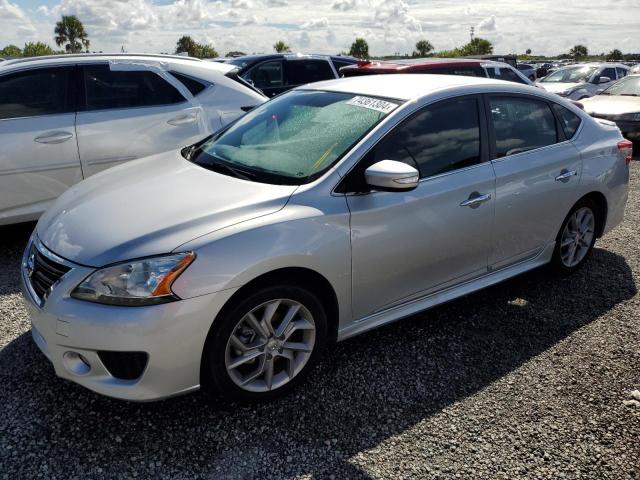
550;199;598;274
203;285;328;402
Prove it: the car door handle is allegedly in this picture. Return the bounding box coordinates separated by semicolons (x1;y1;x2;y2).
555;169;577;182
460;192;492;208
167;113;198;126
34;131;73;144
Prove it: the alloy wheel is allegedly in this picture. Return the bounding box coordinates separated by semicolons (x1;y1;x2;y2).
559;207;595;268
224;299;316;392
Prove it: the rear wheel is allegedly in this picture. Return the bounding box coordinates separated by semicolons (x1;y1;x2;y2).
203;285;327;402
550;199;598;274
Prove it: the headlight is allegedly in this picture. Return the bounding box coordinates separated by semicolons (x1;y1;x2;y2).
71;252;195;306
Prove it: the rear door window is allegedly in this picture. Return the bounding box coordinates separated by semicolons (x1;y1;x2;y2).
597;67;617;82
81;64;185;111
0;66;75;119
490;96;558;157
369;97;482;178
244;60;284;89
168;71;208;96
285;60;335;85
616;67;627;79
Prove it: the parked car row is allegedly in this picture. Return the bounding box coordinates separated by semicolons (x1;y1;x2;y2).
536;63;630;100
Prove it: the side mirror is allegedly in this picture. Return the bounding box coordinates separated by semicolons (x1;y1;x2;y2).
598;76;611;84
364;160;419;192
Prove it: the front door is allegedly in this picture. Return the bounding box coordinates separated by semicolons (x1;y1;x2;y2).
0;66;82;224
347;96;496;319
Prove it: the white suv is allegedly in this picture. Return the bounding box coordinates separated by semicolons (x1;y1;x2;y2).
0;54;266;226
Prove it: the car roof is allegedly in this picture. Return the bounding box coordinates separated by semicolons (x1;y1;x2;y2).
0;53;234;73
556;62;629;69
300;73;521;101
341;57;510;73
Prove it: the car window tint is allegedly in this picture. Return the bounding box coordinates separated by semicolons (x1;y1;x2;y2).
490;97;558;157
486;67;527;84
370;98;481;178
552;103;581;139
421;67;485;77
0;67;73;119
245;61;283;89
598;67;617;82
82;65;184;111
332;59;354;71
168;71;208;96
616;67;627;79
285;60;335;85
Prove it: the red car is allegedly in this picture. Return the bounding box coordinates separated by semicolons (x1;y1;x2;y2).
340;58;534;86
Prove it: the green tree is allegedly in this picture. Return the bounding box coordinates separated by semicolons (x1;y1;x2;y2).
569;44;588;60
54;15;90;53
461;37;493;55
0;44;22;58
273;41;290;53
349;38;369;59
226;50;246;57
23;42;56;57
175;36;218;58
525;48;532;55
413;39;434;57
607;48;623;60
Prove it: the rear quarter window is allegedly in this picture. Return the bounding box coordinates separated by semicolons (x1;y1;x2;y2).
168;71;208;96
552;104;582;139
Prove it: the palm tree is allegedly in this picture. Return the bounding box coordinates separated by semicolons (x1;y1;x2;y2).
413;39;434;57
54;15;90;54
273;41;290;53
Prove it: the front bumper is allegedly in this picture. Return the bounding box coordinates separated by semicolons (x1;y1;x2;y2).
21;237;238;402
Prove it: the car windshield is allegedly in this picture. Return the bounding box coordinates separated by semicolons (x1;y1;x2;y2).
192;90;400;184
600;76;640;96
541;66;597;83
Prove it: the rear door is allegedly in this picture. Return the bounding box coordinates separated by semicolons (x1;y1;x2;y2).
76;63;204;177
487;94;582;269
0;66;81;224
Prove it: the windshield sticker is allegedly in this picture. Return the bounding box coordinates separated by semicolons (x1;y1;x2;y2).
346;96;397;114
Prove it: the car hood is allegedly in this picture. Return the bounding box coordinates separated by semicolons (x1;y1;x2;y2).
538;82;583;94
581;95;640;115
37;151;298;267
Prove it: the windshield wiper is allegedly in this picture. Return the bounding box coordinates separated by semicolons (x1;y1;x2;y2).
208;160;254;181
620;93;639;97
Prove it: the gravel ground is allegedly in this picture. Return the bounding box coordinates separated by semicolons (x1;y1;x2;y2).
1;163;639;480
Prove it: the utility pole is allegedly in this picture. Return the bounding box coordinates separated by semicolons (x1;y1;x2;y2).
470;26;475;42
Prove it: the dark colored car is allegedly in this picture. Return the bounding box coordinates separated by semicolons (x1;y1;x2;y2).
340;58;533;85
225;53;359;97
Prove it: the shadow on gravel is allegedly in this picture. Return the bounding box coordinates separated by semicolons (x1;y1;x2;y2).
0;222;34;295
0;242;636;479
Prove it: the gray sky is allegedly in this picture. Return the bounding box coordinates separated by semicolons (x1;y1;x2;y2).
2;0;639;56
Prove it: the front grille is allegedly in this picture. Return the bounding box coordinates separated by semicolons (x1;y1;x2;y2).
27;243;71;302
97;351;149;380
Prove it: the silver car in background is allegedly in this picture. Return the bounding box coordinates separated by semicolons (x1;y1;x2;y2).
538;63;630;100
581;74;640;142
0;54;266;226
21;75;631;402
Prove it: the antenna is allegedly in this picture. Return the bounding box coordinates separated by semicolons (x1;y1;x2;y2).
470;26;475;42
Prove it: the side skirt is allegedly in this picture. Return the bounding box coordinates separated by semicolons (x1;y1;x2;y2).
337;242;556;341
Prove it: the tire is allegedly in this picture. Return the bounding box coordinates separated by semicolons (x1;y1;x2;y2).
202;285;328;402
550;198;599;275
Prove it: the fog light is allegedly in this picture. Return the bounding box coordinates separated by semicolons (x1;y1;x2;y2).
63;351;91;376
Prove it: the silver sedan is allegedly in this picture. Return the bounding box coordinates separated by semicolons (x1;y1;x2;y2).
21;74;631;402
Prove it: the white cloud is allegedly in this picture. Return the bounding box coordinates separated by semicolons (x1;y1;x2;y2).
1;0;638;58
301;17;328;29
477;15;497;32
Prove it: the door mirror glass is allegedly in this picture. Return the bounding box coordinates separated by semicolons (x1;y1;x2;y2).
598;76;611;84
365;160;419;192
